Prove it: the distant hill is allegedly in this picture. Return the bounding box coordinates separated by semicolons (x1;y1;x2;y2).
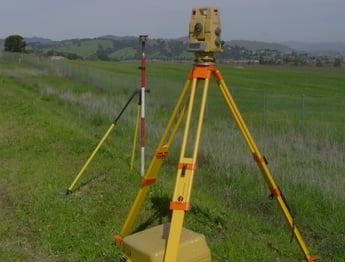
2;35;344;62
284;41;345;54
22;36;189;60
24;37;53;44
20;35;293;61
228;40;291;52
98;35;137;41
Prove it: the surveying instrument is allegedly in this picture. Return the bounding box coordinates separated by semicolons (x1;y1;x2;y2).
114;7;319;262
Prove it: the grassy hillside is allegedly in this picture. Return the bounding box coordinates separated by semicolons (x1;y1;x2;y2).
0;58;344;261
50;39;115;58
228;40;290;51
27;37;293;61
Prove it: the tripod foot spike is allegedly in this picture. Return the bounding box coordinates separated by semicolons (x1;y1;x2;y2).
113;234;123;246
66;189;73;195
308;255;320;262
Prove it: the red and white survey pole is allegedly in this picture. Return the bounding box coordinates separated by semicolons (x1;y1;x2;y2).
139;35;148;177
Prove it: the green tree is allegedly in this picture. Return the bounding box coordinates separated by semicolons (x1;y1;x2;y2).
333;57;342;67
4;35;26;52
259;54;265;64
316;59;323;67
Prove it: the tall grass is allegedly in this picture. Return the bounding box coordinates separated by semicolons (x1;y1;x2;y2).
4;53;344;145
1;57;344;260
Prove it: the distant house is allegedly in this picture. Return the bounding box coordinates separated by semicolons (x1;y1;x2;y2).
50;55;65;60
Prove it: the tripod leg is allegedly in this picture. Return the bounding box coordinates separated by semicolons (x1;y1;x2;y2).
164;76;210;261
66;90;139;194
215;72;318;261
115;77;193;243
66;123;115;194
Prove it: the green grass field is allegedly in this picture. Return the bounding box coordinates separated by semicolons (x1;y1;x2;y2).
0;57;344;261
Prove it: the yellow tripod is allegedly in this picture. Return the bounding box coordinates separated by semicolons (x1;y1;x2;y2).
114;56;319;261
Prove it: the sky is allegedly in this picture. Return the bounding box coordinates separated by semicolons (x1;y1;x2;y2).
1;0;345;43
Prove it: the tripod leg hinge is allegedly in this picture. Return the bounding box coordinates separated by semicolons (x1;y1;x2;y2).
254;154;268;165
177;162;197;171
155;149;169;158
170;201;190;211
270;187;281;197
113;234;123;246
141;178;156;186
